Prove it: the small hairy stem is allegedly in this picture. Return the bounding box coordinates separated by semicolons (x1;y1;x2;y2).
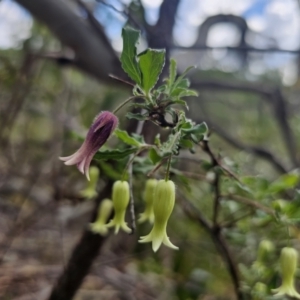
147;157;168;177
165;155;172;181
112;96;141;114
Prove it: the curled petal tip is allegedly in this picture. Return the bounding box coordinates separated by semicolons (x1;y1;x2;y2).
85;172;90;181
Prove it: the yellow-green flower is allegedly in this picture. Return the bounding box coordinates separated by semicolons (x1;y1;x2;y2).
80;166;100;199
106;180;132;234
252;282;268;300
139;179;178;252
138;179;158;224
89;199;113;235
257;240;274;262
272;247;300;299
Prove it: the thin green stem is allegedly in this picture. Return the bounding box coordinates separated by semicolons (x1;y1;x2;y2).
165;155;172;181
121;147;146;181
287;225;291;247
112;96;142;114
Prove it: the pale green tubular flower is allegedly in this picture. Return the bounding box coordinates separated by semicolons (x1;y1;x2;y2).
138;179;158;224
139;179;178;252
272;247;300;299
89;199;113;236
80;166;100;199
106;180;132;234
257;240;275;262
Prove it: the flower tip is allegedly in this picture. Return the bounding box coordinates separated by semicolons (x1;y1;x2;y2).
152;240;163;252
114;225;121;234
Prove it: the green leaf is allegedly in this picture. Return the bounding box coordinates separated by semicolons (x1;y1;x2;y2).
99;161;122;180
176;78;190;88
178;90;198;97
161;131;181;156
169;58;177;86
268;173;300;193
93;148;137;161
172;99;189;109
179;138;193;149
133;157;154;174
175;65;195;85
149;148;161;164
114;129;143;147
126;112;148;121
138;49;165;93
129;102;150;110
131;133;146;144
182;122;208;134
120;27;141;85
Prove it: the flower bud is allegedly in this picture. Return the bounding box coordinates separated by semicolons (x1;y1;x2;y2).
272;247;300;299
257;240;275;262
139;179;178;252
252;282;267;300
80;167;100;199
89;199;113;235
106;181;132;234
272;199;287;212
138;179;158;224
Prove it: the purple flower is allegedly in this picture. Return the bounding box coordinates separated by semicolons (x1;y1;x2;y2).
60;111;118;180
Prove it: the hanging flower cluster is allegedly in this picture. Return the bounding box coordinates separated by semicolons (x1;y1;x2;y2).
88;179;177;252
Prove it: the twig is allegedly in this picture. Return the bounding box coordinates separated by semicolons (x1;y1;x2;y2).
172;44;300;54
203;117;288;174
95;0;143;30
221;211;255;228
193;82;291;173
113;96;142;114
200;139;221;225
222;194;275;216
175;170;211;183
127;116;146;233
147;157;168;177
271;88;298;168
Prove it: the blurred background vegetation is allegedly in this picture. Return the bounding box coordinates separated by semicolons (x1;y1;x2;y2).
1;0;300;299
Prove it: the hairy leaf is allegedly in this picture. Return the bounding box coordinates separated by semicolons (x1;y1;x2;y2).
114;129;143;147
138;49;165;93
126;112;148;121
149;148;161;164
94;148;137;161
120;27;141;85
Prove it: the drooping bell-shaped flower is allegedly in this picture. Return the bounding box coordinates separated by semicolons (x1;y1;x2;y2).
60;111;118;180
272;247;300;299
106;180;132;234
257;240;275;262
252;282;268;300
139;179;178;252
138;179;158;224
80;166;100;199
89;199;113;236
